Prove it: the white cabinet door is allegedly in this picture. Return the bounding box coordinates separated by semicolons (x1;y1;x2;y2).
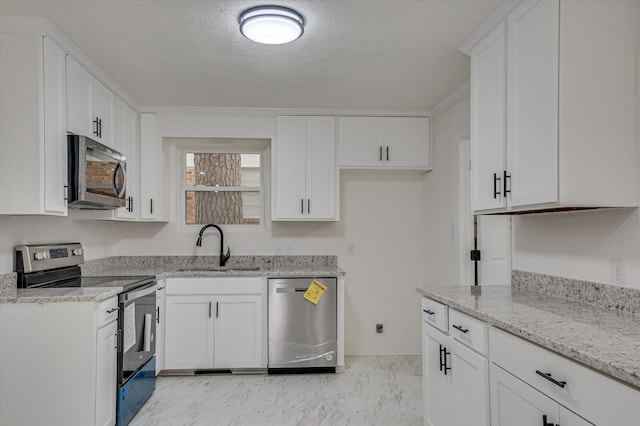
338;116;430;170
305;116;337;220
506;0;559;207
470;23;507;211
273;116;307;219
0;34;68;215
165;295;214;369
384;117;429;169
422;323;454;426
338;116;384;167
114;100;138;220
273;116;338;221
91;79;114;147
95;320;117;426
213;295;262;368
66;55;114;146
139;113;166;221
450;339;490;426
560;407;594;426
42;36;68;215
66;55;93;138
490;363;559;426
155;282;166;374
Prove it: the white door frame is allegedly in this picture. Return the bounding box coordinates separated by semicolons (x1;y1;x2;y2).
456;128;475;286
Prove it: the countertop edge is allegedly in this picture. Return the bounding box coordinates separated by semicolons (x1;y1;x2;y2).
0;287;122;304
416;287;640;390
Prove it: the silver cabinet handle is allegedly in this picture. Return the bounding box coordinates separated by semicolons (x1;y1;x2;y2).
386;146;389;161
379;146;383;161
209;301;212;318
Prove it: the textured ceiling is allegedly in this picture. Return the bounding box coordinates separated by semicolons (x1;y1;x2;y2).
0;0;501;110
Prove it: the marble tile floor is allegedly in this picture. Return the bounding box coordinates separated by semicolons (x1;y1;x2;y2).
130;356;422;426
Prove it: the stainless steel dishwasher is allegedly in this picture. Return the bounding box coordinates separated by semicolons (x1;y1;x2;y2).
268;277;337;373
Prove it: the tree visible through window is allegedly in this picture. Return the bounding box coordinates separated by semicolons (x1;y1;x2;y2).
184;152;261;225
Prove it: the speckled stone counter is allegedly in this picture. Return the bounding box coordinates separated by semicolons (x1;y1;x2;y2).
0;286;122;303
82;255;345;279
416;285;640;389
0;255;344;304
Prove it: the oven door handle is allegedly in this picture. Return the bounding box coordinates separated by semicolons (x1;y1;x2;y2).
124;283;158;301
113;161;127;199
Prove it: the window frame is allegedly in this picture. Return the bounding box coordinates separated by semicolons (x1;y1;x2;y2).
177;141;266;230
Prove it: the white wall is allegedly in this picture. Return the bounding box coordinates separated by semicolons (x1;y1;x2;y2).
512;208;640;289
0;213;113;273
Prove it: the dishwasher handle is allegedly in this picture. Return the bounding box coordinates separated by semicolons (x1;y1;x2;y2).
275;287;310;294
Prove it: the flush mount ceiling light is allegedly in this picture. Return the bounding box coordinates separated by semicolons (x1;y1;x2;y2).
239;5;305;45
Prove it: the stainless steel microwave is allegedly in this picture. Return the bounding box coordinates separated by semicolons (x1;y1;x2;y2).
68;135;126;209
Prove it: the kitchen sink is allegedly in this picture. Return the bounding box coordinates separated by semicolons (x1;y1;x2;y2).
175;266;261;272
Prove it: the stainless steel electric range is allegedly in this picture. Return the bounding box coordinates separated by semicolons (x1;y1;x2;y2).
15;243;157;426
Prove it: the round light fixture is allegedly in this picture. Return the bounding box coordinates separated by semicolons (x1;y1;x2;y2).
239;5;304;45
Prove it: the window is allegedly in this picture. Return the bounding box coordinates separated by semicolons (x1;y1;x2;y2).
180;142;265;226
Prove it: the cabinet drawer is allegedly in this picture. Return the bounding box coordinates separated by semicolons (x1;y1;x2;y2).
421;297;448;332
166;277;263;295
490;327;639;426
448;309;487;355
95;296;119;328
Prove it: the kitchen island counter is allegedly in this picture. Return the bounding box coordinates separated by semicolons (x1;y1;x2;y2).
417;284;640;389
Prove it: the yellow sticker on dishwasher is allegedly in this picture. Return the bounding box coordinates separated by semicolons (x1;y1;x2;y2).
303;279;327;305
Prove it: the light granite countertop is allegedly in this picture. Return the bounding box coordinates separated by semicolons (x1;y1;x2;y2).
416;285;640;389
0;255;344;304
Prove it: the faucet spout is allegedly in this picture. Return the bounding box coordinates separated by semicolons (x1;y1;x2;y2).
196;224;231;267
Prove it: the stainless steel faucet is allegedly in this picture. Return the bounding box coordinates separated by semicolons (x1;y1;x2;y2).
195;224;231;267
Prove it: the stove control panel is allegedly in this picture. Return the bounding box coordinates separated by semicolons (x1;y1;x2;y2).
15;243;84;274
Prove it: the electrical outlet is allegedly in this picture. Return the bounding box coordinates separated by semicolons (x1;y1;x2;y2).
376;324;383;334
285;242;293;254
346;242;355;256
611;258;625;285
274;244;282;255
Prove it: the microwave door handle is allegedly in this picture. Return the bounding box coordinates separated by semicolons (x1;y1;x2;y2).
113;161;126;198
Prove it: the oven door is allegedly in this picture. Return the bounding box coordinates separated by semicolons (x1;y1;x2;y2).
118;282;157;386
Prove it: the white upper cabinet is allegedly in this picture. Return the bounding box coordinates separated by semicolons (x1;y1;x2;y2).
66;56;114;148
113;98;139;220
470;23;507;211
464;0;639;213
338;116;430;170
273;116;339;221
139;112;168;221
0;33;68;215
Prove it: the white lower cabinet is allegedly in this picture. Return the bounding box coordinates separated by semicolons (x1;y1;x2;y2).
213;295;262;368
155;281;166;374
165;295;215;369
490;364;592;426
164;277;265;371
95;320;118;426
0;297;119;426
421;302;490;426
421;297;640;426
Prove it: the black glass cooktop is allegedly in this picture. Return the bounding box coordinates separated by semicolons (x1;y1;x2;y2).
48;275;155;292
